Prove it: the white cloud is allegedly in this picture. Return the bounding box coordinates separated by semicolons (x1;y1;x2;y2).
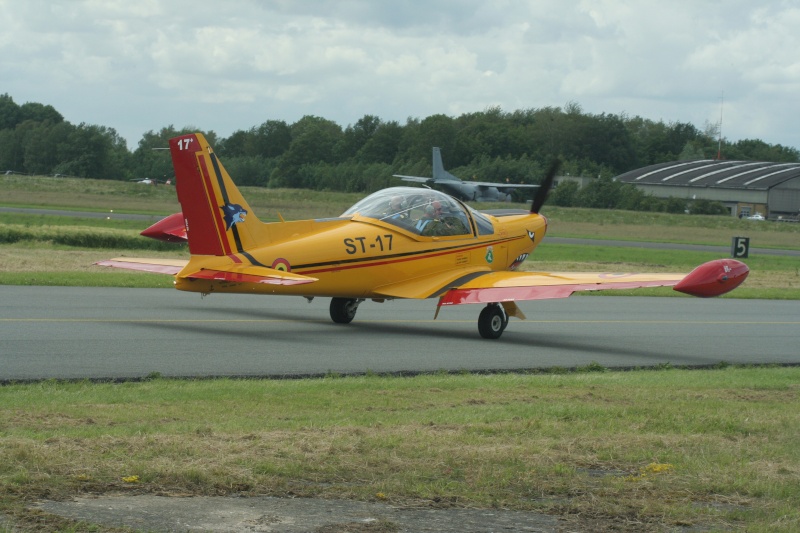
2;0;799;151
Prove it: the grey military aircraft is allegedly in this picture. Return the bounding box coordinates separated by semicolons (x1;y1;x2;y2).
393;147;541;202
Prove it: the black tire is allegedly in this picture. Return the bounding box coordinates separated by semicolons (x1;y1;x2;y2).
330;298;359;324
478;304;507;339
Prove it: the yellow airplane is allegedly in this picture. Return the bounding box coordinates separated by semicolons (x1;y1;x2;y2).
98;133;749;339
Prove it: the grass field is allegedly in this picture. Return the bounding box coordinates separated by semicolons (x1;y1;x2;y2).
2;175;799;531
2;369;799;532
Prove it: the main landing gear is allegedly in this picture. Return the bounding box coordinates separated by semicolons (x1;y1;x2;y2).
478;303;509;339
329;298;511;340
329;297;363;324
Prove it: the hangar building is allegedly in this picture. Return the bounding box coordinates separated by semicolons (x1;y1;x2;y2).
615;160;800;220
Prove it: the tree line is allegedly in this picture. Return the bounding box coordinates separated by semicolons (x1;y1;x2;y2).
2;93;798;212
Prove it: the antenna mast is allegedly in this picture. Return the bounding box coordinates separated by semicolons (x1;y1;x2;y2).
716;91;724;160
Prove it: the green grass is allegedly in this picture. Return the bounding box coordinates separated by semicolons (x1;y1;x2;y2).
0;224;179;250
0;212;158;230
2;367;799;532
2;175;799;531
0;270;176;288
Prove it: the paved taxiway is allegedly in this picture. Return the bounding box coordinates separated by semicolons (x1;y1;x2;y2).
2;286;798;381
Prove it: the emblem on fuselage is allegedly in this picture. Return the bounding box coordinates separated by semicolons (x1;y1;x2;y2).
221;203;247;230
485;246;494;264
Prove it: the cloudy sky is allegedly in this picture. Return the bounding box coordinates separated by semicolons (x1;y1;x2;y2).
2;0;799;152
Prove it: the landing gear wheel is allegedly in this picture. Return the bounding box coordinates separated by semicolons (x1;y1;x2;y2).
330;298;360;324
478;303;508;339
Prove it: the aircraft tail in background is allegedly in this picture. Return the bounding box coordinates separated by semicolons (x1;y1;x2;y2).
393;146;540;202
431;147;461;182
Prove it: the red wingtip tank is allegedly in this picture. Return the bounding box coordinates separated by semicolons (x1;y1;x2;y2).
140;212;188;243
673;259;749;297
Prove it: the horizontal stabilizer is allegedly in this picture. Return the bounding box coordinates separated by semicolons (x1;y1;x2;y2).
140;212;187;243
184;265;318;286
95;258;188;275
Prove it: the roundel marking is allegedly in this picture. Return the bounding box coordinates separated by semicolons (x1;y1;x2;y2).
271;258;291;272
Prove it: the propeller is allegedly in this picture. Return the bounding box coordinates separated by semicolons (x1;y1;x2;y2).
530;158;561;214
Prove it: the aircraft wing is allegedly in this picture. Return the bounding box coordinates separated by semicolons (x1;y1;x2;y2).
466;181;539;189
392;174;433;184
96;258;318;286
437;259;749;307
393;175;540;192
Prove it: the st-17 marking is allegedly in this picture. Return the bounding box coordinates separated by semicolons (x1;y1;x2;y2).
344;235;394;254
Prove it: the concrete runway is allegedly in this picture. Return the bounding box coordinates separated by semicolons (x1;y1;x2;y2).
2;286;798;381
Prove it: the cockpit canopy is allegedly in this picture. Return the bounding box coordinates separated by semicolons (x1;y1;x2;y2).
341;187;494;236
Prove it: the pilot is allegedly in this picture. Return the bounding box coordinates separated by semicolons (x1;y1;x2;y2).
419;201;471;236
439;202;470;234
416;201;442;233
389;195;409;220
380;196;411;227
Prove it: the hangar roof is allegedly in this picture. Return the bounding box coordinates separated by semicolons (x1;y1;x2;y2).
616;160;800;190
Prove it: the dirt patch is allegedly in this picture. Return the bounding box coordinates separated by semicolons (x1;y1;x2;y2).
36;494;561;532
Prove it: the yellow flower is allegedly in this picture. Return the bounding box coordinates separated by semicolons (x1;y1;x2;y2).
122;475;140;483
625;463;674;481
643;463;674;475
375;492;387;500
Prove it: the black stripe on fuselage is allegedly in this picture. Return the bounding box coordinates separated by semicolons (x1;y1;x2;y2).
209;151;267;267
209;152;243;253
429;271;492;297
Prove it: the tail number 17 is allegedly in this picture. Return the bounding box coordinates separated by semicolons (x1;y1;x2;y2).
176;138;195;150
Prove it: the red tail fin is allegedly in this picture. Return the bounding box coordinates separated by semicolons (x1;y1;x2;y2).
169;133;263;256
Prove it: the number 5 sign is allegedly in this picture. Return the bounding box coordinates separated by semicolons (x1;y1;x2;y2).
731;236;750;259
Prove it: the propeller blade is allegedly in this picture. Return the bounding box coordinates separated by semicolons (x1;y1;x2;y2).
530;158;561;214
